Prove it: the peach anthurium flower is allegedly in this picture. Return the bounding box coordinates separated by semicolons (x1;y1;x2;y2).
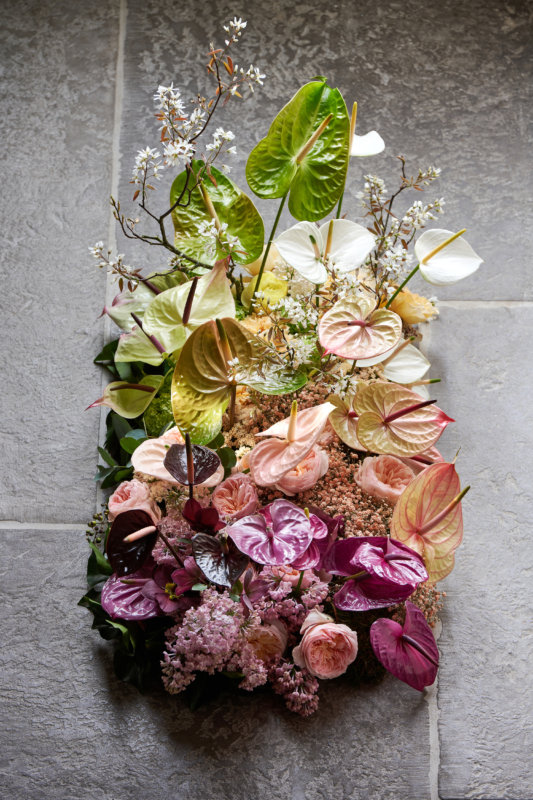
249;401;335;486
275;219;376;285
132;427;224;487
318;295;402;360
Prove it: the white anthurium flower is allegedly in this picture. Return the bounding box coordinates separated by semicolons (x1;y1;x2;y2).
275;219;376;285
415;228;483;286
356;339;430;384
408;382;431;400
351;130;385;157
348;101;385;157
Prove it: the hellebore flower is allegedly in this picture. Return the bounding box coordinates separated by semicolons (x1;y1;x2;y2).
141;563;196;614
324;536;428;611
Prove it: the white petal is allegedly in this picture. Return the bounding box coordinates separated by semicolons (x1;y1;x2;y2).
275;221;328;284
409;383;430;400
382;343;430;384
350;130;385;157
318;218;376;273
415;228;483;286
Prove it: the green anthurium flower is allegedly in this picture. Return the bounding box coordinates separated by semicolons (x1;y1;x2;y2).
241;270;288;310
245;79;350;221
171;160;264;266
86;375;164;419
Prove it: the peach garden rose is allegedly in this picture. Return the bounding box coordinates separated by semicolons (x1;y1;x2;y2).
355;454;415;505
108;479;161;523
292;610;358;679
211;472;259;520
275;445;329;496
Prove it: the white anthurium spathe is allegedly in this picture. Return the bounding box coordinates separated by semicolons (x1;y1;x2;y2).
275;219;376;285
415;228;483;286
351;130;385;157
408;382;431;400
356;340;431;385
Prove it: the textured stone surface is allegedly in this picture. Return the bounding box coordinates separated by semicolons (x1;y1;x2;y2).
420;306;533;799
0;529;432;800
116;0;532;300
0;1;118;522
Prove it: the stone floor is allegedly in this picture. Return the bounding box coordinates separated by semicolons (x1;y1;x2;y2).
1;0;532;798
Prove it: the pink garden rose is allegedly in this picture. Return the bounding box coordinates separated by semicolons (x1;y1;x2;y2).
108;479;161;523
292;610;358;679
211;472;259;520
268;565;316;589
355;455;415;505
275;445;329;496
246;620;288;662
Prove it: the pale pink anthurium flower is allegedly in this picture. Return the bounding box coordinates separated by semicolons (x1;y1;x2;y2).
248;401;335;487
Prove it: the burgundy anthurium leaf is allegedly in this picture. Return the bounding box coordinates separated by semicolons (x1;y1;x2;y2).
182;498;225;533
101;558;161;620
164;443;221;485
228;499;314;566
325;536;428;611
106;509;157;576
370;600;439;690
192;533;249;587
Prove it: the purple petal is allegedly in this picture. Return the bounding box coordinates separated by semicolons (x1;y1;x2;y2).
229;502;313;566
370;601;439;691
333;573;417;611
101;565;161;621
325;536;427;586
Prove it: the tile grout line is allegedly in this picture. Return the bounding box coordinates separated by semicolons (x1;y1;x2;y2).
0;521;87;531
438;300;533;307
96;0;128;514
426;620;442;799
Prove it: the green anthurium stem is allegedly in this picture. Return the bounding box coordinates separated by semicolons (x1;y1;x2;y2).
254;192;288;297
228;385;237;429
385;265;420;308
336;103;356;219
335;190;344;218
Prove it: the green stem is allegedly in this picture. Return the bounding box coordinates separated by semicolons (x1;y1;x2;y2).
385;264;420;308
254;193;287;296
336;189;345;219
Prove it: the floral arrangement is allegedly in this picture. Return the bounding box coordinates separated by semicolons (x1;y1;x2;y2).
80;18;481;715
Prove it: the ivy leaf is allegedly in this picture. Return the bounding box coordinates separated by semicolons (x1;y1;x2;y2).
87;375;164;419
246;79;350;221
171;160;264;266
106;510;158;576
354;382;453;456
192;533;249;588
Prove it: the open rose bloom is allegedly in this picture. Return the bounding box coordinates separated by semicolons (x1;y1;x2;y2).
108;479;161;523
293;610;359;679
355;455;415;505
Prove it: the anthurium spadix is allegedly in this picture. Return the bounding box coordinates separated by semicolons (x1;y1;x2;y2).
415;228;483;286
349;102;385;157
248;401;335;486
318;296;402;359
390;461;469;582
354;382;453;456
115;262;235;365
246;79;350;221
276;219;376;285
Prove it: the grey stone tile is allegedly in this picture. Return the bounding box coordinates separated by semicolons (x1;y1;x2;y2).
0;529;432;800
115;0;531;300
0;1;118;522
419;306;533;798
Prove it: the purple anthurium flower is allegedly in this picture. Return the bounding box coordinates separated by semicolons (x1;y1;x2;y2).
182;498;225;533
324;536;428;611
370;600;439;691
291;513;328;570
101;558;162;621
228;499;314;566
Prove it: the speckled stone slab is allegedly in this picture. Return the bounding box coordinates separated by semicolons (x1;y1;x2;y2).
0;529;432;800
420;305;533;799
0;1;117;523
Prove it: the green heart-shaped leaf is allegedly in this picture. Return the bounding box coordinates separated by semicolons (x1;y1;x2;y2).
171;160;264;266
87;375;164;419
245;80;350;221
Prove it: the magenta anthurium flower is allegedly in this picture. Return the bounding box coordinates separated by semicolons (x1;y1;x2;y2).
228;499;315;566
101;558;162;621
324;536;428;611
291;513;329;569
370;601;439;691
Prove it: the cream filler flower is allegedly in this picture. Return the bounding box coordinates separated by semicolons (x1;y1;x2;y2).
275;219;376;285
